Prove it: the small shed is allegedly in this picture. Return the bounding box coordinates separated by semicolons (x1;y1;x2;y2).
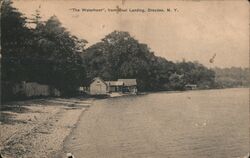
90;77;108;95
118;79;137;94
105;81;124;92
185;84;197;90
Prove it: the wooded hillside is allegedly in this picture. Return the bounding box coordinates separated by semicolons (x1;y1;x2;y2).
2;1;247;101
213;67;249;88
82;31;216;91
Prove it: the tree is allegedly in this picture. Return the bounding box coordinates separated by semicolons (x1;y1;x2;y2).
28;5;42;27
2;2;88;96
213;67;250;88
30;15;88;95
83;31;175;91
1;0;33;81
174;61;215;89
169;73;185;90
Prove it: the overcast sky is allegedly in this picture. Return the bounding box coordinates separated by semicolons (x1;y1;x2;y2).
13;0;249;68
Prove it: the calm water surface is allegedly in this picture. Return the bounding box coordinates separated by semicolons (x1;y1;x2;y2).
65;88;249;158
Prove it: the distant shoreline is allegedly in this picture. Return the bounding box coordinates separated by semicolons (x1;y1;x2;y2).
137;87;249;95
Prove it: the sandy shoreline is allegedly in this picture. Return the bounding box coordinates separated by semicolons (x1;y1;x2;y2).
0;98;93;158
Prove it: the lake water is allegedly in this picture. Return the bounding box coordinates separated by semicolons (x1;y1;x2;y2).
65;88;249;158
133;88;249;158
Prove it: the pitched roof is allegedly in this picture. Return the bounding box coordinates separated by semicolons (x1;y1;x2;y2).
105;81;124;86
92;77;107;86
118;79;137;86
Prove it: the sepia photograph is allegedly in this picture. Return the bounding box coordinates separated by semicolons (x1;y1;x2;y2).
0;0;249;157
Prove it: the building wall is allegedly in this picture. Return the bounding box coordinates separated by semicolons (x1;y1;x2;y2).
123;86;137;94
90;79;107;95
108;86;123;92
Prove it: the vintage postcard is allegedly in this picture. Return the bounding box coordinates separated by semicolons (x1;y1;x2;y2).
0;0;249;157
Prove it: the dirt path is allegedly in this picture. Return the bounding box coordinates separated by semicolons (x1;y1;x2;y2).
0;98;93;158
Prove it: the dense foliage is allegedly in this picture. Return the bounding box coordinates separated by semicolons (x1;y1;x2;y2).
1;1;87;96
2;1;247;100
213;67;250;88
1;0;32;81
174;61;216;89
83;31;216;91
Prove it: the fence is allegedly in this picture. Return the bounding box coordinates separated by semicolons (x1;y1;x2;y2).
1;81;61;102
